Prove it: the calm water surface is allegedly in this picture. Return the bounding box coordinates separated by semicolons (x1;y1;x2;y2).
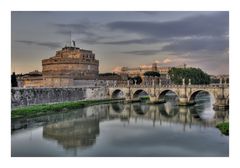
11;94;229;157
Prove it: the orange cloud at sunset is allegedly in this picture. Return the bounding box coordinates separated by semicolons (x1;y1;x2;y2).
112;66;123;73
163;58;172;64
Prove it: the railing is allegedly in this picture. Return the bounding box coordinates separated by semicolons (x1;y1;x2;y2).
108;83;229;88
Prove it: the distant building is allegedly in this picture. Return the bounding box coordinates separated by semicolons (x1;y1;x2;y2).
17;70;44;88
114;63;185;84
98;73;122;81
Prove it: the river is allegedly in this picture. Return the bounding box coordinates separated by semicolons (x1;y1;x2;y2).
11;93;229;157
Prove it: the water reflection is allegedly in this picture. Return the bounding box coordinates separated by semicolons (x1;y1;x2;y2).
11;94;229;157
111;103;124;113
43;119;100;149
133;103;150;115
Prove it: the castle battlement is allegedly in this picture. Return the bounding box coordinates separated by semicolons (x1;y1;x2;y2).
42;57;99;66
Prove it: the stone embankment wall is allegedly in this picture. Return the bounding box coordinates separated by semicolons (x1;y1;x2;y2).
11;87;108;108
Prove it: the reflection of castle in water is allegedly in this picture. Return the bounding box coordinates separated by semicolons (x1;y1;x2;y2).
40;105;110;149
43;118;100;149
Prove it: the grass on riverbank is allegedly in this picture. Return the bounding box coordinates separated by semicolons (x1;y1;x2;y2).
12;99;123;119
216;122;229;136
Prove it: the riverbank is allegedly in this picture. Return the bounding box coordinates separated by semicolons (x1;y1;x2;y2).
216;122;229;136
11;98;124;119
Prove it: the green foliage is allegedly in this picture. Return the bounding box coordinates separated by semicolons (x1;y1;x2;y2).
143;71;160;77
99;73;120;77
11;99;123;119
139;96;150;100
129;76;142;84
11;72;18;87
19;89;24;95
168;67;210;85
216;122;229;136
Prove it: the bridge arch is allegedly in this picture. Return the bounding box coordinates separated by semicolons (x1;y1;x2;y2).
111;89;125;99
188;90;215;103
132;89;149;99
158;89;179;100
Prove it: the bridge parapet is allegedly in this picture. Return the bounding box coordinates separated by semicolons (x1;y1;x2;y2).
108;83;228;110
110;83;228;88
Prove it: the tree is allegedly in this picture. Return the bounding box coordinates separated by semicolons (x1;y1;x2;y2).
168;67;210;85
99;73;120;77
11;72;18;87
129;76;142;84
143;71;160;77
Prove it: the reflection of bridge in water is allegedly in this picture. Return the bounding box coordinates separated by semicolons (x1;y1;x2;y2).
12;102;228;150
108;102;228;128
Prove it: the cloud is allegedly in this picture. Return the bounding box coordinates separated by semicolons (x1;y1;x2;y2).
140;64;152;68
15;40;62;49
134;11;161;15
54;22;97;36
161;36;228;54
51;12;228;47
112;66;123;72
107;12;228;39
120;36;228;56
163;58;172;64
102;38;161;45
122;49;162;56
53;21;105;45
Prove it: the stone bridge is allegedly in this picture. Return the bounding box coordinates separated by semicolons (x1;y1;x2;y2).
108;80;229;110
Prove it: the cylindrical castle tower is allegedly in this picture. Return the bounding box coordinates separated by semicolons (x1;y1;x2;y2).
42;46;99;87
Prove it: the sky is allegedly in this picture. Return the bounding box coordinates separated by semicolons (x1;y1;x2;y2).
11;11;229;75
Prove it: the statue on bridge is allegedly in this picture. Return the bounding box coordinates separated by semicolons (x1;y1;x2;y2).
182;78;185;85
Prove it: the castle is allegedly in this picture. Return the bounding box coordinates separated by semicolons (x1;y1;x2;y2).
19;45;99;87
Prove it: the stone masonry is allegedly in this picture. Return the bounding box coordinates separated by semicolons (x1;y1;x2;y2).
11;87;108;108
